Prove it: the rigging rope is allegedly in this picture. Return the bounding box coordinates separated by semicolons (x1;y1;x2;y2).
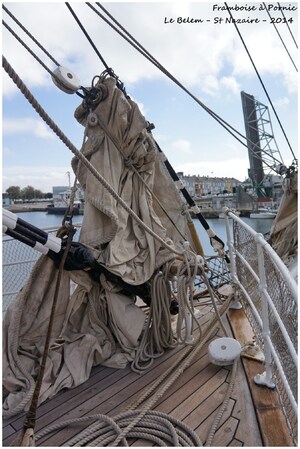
16;225;75;446
85;2;284;170
2;4;59;66
205;357;238;446
278;2;298;49
224;2;297;163
89;2;244;142
82;91;194;247
65;2;110;72
2;55;185;258
263;2;298;72
33;293;233;446
2;4;91;99
2;20;57;80
3;2;284;172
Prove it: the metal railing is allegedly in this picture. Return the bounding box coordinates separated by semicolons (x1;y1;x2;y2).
2;214;297;441
2;223;82;313
223;207;297;443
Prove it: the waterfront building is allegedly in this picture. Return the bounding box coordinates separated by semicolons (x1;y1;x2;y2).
2;193;11;207
176;173;241;198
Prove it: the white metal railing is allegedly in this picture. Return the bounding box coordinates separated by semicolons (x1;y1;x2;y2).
2;223;83;313
2;213;297;439
223;207;298;435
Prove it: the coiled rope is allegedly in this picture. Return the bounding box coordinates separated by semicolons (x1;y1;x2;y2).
32;294;233;446
3;55;238;447
35;410;202;446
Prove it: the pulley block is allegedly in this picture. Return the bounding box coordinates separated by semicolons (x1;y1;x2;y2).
52;66;81;94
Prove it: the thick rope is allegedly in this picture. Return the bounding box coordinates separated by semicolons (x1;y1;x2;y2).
30;273;232;446
35;410;202;446
89;2;286;169
2;56;238;447
205;357;239;446
110;295;233;447
14;225;76;446
2;259;47;419
2;5;60;66
2;21;58;81
2;55;183;258
131;270;176;374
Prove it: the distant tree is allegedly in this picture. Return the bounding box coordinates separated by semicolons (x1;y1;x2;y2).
6;186;21;200
21;185;35;201
44;192;53;199
34;189;44;199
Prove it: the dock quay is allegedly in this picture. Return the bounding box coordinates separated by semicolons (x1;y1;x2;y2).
3;203;52;213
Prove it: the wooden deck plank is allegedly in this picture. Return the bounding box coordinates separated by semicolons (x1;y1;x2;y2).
187;387;234;439
228;308;295;447
212;416;239;447
156;367;228;418
2;423;16;440
4;303;285;447
242;359;294;447
34;313;218;445
229;354;263;446
36;343;204;446
7;322;191;433
3;364;118;428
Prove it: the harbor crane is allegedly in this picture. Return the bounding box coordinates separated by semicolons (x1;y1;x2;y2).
241;91;285;199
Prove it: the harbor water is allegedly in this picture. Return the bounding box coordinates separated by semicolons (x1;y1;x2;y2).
3;211;274;312
14;211;274;256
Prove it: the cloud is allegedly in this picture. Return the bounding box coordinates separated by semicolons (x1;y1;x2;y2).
2;2;298;97
2;146;14;156
176;157;249;182
220;76;241;95
2;165;73;192
3;118;55;139
272;97;290;108
171;139;192;154
2;2;297;189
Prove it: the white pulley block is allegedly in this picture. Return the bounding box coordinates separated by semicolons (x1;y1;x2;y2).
208;337;241;366
52;66;81;94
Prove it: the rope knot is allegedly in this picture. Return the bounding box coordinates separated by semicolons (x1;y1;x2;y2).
124;157;133;167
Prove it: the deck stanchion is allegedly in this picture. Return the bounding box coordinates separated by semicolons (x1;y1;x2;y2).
223;207;241;309
254;234;276;389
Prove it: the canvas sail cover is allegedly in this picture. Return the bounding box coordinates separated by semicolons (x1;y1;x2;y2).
3;76;197;416
72;76;196;283
269;170;298;272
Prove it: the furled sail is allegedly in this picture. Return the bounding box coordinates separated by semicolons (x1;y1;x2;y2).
269;170;298;278
73;75;196;284
3;75;198;416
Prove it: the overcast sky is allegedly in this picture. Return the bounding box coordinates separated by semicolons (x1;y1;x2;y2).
2;1;298;192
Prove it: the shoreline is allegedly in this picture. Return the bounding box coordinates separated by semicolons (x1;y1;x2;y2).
4;205;251;219
3;203;52;213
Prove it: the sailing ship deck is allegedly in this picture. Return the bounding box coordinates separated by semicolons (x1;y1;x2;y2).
3;301;293;447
